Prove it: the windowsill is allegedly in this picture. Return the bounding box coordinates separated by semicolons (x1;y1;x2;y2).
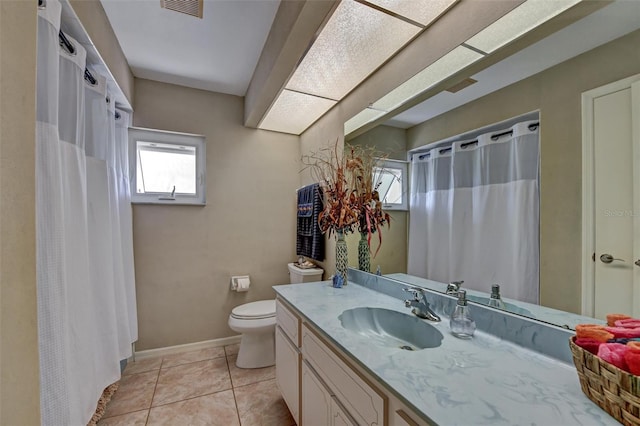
131;199;206;206
382;205;408;212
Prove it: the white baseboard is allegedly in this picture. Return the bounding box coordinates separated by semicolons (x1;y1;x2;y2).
133;335;242;360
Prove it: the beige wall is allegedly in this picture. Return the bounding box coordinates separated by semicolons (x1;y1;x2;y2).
0;1;41;423
345;211;407;275
348;125;407;161
406;29;640;314
132;79;300;350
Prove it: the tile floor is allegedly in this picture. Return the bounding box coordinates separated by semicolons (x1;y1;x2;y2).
98;344;295;426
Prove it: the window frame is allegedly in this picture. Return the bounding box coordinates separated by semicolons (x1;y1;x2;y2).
128;127;206;205
374;158;408;211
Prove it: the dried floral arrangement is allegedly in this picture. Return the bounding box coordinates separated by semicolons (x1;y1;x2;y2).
346;145;391;257
301;139;358;237
301;140;391;257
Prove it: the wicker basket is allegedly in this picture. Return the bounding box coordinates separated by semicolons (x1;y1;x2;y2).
569;336;640;425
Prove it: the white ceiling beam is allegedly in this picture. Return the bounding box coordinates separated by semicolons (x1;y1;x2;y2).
244;0;339;129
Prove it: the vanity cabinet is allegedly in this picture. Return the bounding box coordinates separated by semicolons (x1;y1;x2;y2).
276;297;428;426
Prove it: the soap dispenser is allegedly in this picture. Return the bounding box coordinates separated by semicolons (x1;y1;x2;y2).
450;290;476;339
488;284;506;310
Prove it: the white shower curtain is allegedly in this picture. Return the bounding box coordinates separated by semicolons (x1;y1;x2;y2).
36;1;138;424
408;120;540;303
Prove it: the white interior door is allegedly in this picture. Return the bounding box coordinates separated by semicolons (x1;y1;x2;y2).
586;76;640;319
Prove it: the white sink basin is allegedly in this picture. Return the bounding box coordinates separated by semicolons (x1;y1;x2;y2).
338;307;443;351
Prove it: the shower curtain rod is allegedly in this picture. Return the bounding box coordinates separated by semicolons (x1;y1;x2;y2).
44;2;99;91
40;0;99;91
58;30;99;87
56;25;120;116
417;122;540;159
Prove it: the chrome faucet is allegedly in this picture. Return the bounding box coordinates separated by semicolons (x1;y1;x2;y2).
403;287;441;322
446;280;464;296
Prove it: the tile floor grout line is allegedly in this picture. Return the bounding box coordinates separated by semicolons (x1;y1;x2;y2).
148;354;233;410
231;375;278;390
225;352;243;426
144;387;235;410
99;370;159;422
160;355;227;371
101;345;289;425
144;361;162;426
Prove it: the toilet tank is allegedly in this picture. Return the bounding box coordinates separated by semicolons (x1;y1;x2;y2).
288;263;324;284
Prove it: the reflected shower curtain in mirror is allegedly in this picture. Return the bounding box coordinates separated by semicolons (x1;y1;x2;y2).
408;121;540;303
36;1;138;424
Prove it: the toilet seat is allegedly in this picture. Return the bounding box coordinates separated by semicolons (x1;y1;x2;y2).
231;300;276;320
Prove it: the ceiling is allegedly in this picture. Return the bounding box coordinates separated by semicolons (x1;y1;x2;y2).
99;0;640;133
99;0;279;96
384;0;640;129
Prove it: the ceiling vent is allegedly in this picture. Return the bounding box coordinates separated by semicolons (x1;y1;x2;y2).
445;78;478;93
160;0;203;18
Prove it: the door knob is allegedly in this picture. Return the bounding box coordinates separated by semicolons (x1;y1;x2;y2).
635;260;640;267
600;253;625;264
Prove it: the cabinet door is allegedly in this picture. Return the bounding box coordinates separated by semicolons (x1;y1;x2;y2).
302;361;331;426
302;324;386;425
276;326;300;424
331;397;357;426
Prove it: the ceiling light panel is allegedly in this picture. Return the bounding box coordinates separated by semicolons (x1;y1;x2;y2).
285;0;421;101
344;108;387;135
371;45;483;112
465;0;581;54
259;90;337;135
364;0;457;26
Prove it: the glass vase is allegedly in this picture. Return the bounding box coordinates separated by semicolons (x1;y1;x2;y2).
335;230;348;285
358;232;370;273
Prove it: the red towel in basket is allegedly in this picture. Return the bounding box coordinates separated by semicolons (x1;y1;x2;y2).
605;327;640;339
614;318;640;328
624;350;640;375
627;341;640;353
575;338;602;355
597;343;629;372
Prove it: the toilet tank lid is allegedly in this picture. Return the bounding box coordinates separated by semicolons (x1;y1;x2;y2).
288;263;324;275
231;300;276;319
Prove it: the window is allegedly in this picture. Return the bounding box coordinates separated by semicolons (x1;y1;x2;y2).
128;127;206;205
373;159;408;211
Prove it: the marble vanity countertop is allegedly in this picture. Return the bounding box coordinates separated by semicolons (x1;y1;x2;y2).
385;273;605;330
274;281;617;426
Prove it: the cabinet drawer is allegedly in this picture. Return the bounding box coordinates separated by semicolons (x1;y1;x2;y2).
301;323;386;426
277;298;300;346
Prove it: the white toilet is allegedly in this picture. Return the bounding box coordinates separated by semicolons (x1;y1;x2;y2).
228;263;323;368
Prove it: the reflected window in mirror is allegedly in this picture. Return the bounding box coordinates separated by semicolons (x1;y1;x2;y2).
374;159;408;211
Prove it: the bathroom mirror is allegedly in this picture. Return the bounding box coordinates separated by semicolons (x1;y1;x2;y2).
344;1;640;329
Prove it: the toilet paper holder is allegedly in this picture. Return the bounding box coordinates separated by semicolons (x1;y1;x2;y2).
231;275;251;292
